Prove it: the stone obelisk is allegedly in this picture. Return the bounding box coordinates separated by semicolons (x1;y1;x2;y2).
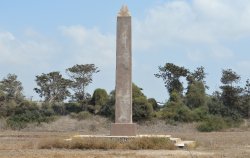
110;5;137;136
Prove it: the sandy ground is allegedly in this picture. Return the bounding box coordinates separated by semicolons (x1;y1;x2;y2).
0;116;249;158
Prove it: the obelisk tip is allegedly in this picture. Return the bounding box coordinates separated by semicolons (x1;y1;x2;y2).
118;5;131;17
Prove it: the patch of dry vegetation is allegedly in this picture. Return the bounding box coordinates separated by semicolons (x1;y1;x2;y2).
39;137;176;150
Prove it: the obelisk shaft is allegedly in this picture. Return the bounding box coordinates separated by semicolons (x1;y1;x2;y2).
111;6;137;136
115;15;132;123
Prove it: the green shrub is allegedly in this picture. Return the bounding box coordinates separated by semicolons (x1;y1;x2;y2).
148;98;158;111
51;102;66;115
186;81;206;109
162;101;194;123
99;104;115;120
133;96;153;121
90;88;108;106
192;106;209;121
65;102;82;113
6;100;55;130
197;115;227;132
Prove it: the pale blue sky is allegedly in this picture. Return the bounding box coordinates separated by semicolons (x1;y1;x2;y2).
0;0;250;102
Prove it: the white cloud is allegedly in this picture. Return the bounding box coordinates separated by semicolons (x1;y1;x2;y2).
134;0;250;61
0;30;60;67
60;25;115;67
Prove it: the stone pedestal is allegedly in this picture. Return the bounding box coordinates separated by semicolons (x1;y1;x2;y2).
110;123;137;136
111;5;137;136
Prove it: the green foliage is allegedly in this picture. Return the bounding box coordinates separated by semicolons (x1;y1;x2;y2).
220;69;243;111
51;102;66;115
133;96;153;121
186;81;206;109
191;106;209;121
91;88;108;107
100;84;154;122
66;64;99;102
0;74;24;102
207;93;225;116
99;91;115;119
65;102;82;113
197;115;227;132
221;69;240;85
162;101;194;123
148;98;158;111
155;63;189;94
197;113;242;132
34;72;71;103
132;84;153;121
6;101;55;130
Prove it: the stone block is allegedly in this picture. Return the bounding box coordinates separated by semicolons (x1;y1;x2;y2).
110;123;137;136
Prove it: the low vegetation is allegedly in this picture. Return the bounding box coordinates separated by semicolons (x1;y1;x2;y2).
39;137;176;150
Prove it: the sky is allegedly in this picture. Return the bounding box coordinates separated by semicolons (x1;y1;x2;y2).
0;0;250;102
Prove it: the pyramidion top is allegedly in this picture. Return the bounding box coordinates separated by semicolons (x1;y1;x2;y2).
118;5;131;17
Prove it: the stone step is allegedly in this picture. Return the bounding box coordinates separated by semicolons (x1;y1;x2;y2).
170;137;182;143
175;140;196;149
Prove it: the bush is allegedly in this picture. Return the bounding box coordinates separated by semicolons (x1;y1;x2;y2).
162;101;194;123
192;106;209;121
133;96;153;121
65;102;82;113
132;84;154;121
90;88;108;106
99;104;115;120
51;102;66;115
148;98;158;111
186;81;206;109
6;100;55;130
197;115;227;132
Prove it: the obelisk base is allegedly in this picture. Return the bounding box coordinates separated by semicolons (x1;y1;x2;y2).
110;123;137;136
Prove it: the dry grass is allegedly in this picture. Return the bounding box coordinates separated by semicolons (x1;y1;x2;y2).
0;117;249;157
39;137;176;150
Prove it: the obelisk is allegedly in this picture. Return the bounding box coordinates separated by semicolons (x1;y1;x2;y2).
110;5;137;136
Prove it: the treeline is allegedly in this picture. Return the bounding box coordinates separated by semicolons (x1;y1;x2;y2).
155;63;250;131
0;63;249;131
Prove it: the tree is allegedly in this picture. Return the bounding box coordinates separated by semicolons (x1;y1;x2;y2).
220;69;242;109
241;79;250;118
34;72;71;103
221;69;240;86
187;66;208;89
89;88;108;114
186;81;206;109
91;88;108;106
0;74;23;101
218;69;244;122
99;90;115;119
100;84;154;121
186;67;207;109
132;83;153;121
148;98;158;111
66;64;99;102
155;63;189;95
